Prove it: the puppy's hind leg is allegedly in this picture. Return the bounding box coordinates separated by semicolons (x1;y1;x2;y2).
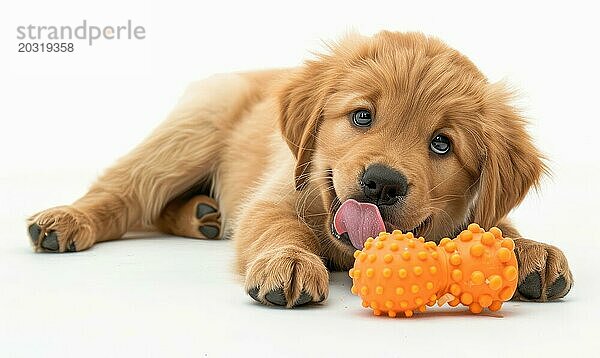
28;74;252;252
27;118;222;252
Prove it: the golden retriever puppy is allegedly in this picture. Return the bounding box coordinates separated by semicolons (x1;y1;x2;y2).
27;31;572;307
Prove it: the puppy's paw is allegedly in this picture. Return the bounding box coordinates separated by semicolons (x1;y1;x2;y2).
244;245;329;308
513;238;573;301
27;206;95;253
157;195;222;240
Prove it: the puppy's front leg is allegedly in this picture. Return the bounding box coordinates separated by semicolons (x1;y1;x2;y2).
234;198;329;308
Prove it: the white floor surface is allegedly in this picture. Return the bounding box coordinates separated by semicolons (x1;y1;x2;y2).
1;166;599;357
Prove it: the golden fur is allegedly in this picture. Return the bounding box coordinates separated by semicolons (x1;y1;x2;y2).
28;32;572;306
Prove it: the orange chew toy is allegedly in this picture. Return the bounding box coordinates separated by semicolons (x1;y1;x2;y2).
349;223;518;317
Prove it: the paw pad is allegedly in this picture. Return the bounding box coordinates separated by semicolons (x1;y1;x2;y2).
41;231;59;251
547;275;570;300
196;203;217;218
199;225;219;239
28;224;61;252
195;202;221;239
518;271;542;300
265;288;287;306
28;224;42;245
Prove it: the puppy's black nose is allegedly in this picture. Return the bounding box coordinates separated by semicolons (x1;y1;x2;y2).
361;164;408;206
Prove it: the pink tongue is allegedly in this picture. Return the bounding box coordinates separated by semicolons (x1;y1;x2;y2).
333;199;386;249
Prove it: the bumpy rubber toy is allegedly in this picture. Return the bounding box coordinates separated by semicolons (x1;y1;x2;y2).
349;223;518;317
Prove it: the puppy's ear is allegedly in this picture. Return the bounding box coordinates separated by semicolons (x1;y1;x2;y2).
279;34;366;190
473;84;547;229
278;59;334;190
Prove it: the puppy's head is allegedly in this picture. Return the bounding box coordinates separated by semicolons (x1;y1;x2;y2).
279;32;545;266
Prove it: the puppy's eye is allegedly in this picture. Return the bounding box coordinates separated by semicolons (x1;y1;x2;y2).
430;134;451;155
351;109;373;127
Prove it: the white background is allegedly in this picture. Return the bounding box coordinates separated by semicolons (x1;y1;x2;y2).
1;0;599;357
